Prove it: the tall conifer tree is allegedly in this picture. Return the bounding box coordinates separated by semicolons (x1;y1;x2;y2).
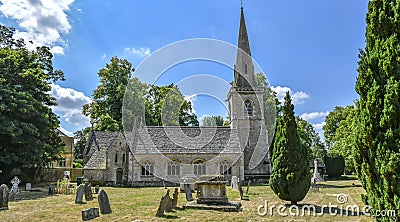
270;92;310;205
354;1;400;220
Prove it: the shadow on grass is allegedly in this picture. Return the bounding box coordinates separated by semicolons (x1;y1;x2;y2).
321;184;362;189
163;214;179;219
12;190;54;202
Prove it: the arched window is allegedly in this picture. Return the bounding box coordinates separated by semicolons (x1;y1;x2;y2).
193;159;206;176
141;160;154;176
167;159;180;176
244;99;253;117
219;160;232;176
244;64;248;74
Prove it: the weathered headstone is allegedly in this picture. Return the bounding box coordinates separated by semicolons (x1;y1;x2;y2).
84;182;93;201
94;185;100;194
155;191;171;217
172;187;179;208
237;179;243;198
25;183;31;191
165;190;173;212
98;189;112;214
48;186;55;195
0;184;9;210
246;180;251;194
81;207;99;221
75;184;85;204
184;183;193;201
231;176;238;190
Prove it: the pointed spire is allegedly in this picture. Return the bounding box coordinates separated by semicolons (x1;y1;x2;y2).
234;6;255;88
238;7;251;56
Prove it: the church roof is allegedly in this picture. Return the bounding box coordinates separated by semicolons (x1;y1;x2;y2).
83;131;124;169
133;126;241;154
83;126;241;166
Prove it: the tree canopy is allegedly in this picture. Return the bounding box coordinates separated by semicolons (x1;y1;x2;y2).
354;1;400;220
201;115;224;126
0;25;64;169
84;57;198;131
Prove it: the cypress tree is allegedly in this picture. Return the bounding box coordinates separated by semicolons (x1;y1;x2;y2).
270;92;311;205
354;1;400;220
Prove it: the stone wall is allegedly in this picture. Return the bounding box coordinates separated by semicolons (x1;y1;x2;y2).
42;168;83;182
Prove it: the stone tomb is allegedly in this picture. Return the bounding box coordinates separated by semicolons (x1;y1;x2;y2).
0;184;9;210
82;207;99;221
98;189;112;214
183;175;241;212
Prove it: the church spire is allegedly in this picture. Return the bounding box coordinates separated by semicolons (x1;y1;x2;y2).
234;6;256;88
238;7;251;57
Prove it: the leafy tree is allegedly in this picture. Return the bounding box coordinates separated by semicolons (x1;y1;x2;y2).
0;25;64;171
145;84;198;126
84;58;198;130
201;115;224;126
354;1;400;220
73;127;91;159
326;106;356;173
323;106;354;149
83;57;134;131
296;116;326;161
270;92;311;205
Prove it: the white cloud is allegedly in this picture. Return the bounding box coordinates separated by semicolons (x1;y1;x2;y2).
50;45;64;55
101;53;106;59
312;122;326;131
50;84;91;128
124;47;151;57
184;94;197;114
271;86;310;105
0;0;75;54
58;126;73;136
300;111;329;121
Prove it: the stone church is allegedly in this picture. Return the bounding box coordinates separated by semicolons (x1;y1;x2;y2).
83;7;271;186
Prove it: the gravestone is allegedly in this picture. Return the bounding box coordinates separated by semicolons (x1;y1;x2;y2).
75;184;85;204
155;190;171;217
231;176;238;190
25;183;31;191
312;159;325;182
94;185;100;194
237;179;243;198
98;189;112;214
184;183;193;201
0;184;9;210
172;187;179;208
165;190;173;212
48;186;55;195
246;180;251;194
81;207;99;221
84;182;93;201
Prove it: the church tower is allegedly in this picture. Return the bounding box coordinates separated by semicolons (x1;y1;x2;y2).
227;7;270;181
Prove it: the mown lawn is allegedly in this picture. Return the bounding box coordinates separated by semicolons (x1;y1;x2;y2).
0;179;375;221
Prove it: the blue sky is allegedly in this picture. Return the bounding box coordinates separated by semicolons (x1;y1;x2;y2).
0;0;369;137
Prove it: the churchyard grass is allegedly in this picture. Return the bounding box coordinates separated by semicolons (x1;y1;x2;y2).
0;179;374;221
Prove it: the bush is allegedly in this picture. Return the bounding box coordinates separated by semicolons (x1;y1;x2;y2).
324;155;345;178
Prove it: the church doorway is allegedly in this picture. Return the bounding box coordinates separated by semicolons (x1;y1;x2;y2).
116;168;123;184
